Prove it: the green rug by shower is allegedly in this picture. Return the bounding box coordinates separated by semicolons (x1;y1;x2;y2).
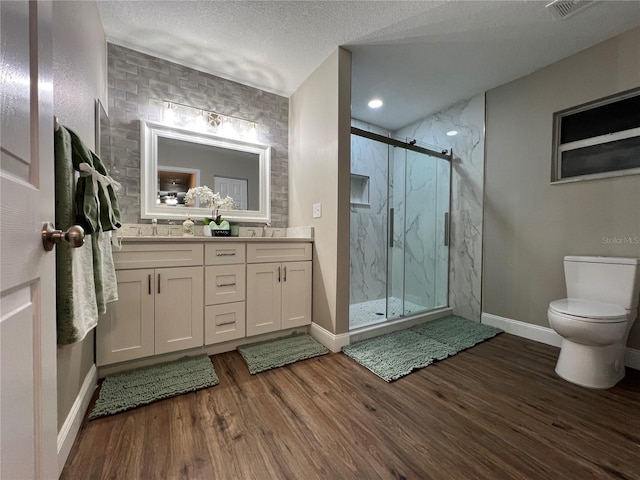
342;315;502;382
238;333;329;374
89;354;218;419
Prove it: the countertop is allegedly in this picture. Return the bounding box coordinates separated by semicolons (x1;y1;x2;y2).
120;235;313;243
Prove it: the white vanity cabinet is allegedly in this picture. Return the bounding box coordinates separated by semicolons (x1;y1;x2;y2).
204;243;247;345
246;243;312;336
96;243;204;366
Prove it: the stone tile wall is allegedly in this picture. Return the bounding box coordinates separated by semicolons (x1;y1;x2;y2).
107;43;289;227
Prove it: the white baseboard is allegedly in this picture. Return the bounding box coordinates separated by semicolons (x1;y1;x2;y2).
310;322;350;352
481;312;640;370
57;364;97;477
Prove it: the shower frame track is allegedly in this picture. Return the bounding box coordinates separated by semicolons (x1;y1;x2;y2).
350;127;453;161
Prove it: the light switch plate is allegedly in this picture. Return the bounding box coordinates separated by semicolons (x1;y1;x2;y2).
312;202;322;218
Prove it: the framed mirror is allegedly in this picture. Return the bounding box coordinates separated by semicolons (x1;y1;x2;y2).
140;120;271;222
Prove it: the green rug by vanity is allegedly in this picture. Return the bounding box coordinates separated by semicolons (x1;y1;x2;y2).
342;315;502;382
238;333;329;374
89;354;218;419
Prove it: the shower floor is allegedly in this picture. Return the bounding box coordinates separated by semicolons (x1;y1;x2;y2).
349;297;428;329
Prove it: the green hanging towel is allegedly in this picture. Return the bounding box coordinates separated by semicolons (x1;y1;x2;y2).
66;127;122;233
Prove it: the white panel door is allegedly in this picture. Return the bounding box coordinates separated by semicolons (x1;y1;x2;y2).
155;266;204;354
246;263;281;336
214;176;248;210
0;2;58;478
281;262;313;329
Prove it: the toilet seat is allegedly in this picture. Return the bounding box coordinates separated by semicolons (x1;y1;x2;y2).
549;298;626;323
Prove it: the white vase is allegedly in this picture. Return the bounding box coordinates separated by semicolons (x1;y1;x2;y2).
203;225;212;237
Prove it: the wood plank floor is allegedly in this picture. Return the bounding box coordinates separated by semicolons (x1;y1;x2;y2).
61;334;640;480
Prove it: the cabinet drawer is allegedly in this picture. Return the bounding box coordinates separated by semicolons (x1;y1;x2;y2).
205;302;246;345
205;264;246;305
114;242;203;269
247;242;312;263
205;243;246;265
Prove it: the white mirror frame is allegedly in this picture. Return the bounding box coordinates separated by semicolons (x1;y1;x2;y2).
141;120;271;223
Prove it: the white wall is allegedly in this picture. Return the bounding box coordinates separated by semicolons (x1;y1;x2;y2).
484;27;640;348
52;0;107;430
289;48;351;334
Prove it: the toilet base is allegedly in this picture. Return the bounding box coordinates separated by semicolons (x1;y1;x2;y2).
555;339;626;389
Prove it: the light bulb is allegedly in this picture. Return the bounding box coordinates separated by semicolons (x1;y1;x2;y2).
194;112;206;130
247;123;257;140
164;103;175;123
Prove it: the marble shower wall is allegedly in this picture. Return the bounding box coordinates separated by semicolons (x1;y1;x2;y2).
349;120;390;305
396;94;485;321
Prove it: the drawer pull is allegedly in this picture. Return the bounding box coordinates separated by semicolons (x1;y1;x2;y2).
283;266;287;282
216;320;236;326
216;252;236;256
148;274;151;295
277;266;281;282
157;273;161;294
217;282;236;287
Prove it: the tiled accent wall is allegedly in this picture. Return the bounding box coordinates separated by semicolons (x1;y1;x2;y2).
107;43;289;227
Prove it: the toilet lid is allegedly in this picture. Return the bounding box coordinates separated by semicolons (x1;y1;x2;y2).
549;298;627;321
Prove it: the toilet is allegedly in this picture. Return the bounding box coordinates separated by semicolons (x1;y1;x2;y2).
548;256;640;389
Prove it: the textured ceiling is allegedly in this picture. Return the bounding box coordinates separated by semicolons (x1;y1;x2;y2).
97;1;640;131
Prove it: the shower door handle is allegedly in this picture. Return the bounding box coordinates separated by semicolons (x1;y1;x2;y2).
444;212;450;246
388;208;395;248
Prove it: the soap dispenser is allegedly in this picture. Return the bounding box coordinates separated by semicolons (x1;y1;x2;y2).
182;216;194;237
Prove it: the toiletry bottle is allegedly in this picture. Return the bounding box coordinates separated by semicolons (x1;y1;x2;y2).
151;218;158;236
182;216;194;237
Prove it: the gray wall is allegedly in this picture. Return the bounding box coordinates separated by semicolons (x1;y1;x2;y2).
108;43;289;227
289;48;352;335
484;27;640;348
52;0;106;431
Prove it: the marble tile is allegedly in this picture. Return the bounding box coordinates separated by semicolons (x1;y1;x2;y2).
350;120;390;304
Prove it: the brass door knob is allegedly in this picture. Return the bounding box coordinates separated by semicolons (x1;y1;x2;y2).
42;222;85;251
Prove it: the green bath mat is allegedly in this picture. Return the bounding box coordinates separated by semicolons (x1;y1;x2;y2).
89;354;218;419
238;333;329;374
342;315;502;382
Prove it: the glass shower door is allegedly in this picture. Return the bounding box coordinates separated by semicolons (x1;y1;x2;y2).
387;145;450;319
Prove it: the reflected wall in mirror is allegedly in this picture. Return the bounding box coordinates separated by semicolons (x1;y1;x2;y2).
95;99;111;171
141;121;271;222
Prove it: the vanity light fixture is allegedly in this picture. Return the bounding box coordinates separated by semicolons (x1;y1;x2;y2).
368;98;383;109
446;130;458;136
160;99;258;140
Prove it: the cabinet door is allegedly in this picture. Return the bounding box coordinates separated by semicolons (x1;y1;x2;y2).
246;262;282;336
281;261;312;329
96;269;155;366
155;266;204;355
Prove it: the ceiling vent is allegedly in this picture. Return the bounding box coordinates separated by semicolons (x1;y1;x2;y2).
545;0;597;20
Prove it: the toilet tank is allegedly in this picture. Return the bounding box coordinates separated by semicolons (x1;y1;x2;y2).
564;256;640;309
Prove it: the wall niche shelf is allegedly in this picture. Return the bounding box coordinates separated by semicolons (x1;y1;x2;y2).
350;173;370;206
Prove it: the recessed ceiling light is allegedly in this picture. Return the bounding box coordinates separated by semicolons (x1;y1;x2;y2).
368;99;383;109
446;130;458;136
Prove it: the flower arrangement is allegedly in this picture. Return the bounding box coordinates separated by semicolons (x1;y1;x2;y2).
184;186;235;228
